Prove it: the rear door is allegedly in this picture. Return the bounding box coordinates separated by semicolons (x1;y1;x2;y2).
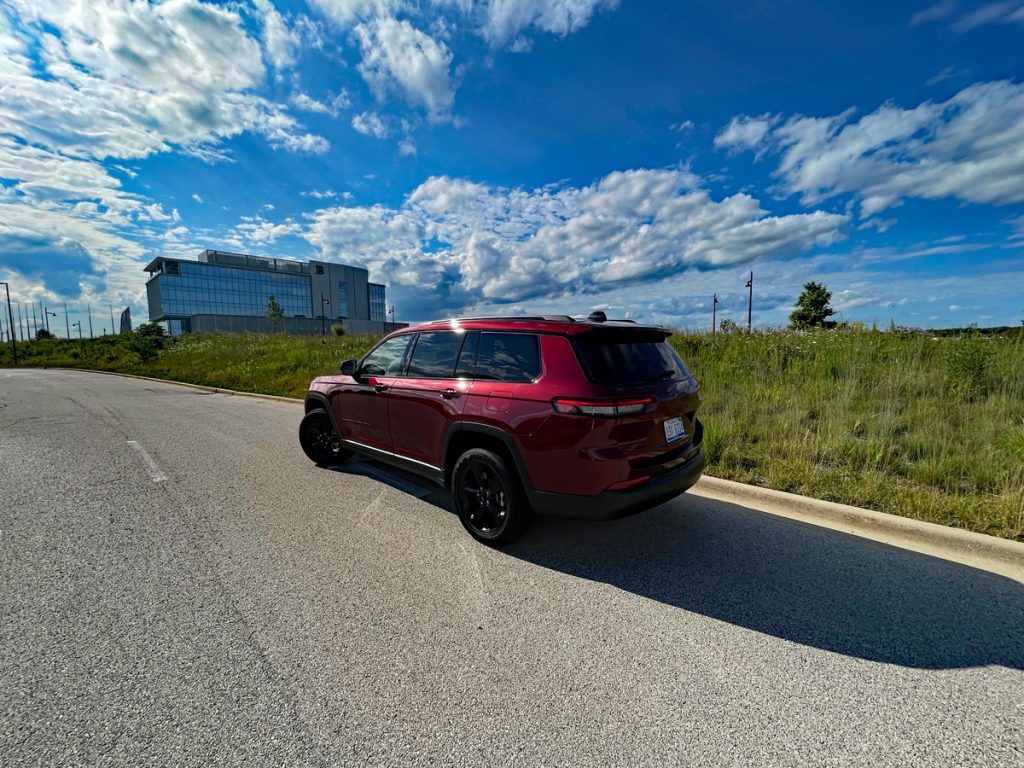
572;329;702;469
387;330;475;469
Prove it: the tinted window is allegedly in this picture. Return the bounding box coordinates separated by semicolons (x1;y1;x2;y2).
360;334;414;376
474;333;541;382
454;331;479;378
407;332;465;378
574;332;692;385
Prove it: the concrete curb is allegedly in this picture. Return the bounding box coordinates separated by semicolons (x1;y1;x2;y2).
690;476;1024;579
51;367;1024;578
55;367;304;405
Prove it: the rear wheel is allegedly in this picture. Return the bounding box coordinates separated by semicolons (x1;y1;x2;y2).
451;448;532;545
299;408;352;466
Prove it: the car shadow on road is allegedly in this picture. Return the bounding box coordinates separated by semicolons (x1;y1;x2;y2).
328;460;1024;671
505;497;1024;671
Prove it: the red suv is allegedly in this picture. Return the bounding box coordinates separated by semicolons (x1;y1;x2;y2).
300;313;706;544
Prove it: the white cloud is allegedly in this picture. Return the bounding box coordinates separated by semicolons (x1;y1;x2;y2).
352;111;390;138
909;0;1024;31
720;80;1024;217
309;0;400;26
230;216;303;245
252;0;300;71
951;1;1024;31
291;89;351;116
192;194;204;203
354;17;456;120
0;0;327;160
302;189;346;199
399;138;418;156
303;168;847;317
482;0;619;48
291;93;330;113
0;0;329;313
714;114;778;153
909;0;958;26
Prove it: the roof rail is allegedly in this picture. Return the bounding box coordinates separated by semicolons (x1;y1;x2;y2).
424;314;575;324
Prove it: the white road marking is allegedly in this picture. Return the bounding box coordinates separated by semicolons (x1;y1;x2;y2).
127;440;168;483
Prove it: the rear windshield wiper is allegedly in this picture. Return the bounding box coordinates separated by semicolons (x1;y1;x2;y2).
649;370;676;381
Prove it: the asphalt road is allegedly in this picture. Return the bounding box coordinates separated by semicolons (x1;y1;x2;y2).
2;369;1022;767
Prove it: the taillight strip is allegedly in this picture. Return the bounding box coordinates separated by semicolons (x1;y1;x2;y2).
551;397;653;417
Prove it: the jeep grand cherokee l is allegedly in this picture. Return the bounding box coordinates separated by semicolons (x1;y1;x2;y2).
300;313;706;545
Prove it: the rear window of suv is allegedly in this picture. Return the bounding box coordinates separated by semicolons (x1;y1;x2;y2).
573;331;692;386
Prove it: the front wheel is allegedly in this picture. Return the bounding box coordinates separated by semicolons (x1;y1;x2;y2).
299;408;352;466
451;448;533;545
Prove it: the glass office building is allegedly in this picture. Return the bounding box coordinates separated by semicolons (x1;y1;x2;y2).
145;250;400;336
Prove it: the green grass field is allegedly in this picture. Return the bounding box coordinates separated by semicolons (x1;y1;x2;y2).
3;326;1022;540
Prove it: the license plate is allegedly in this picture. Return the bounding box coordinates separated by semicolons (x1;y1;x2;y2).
664;416;685;443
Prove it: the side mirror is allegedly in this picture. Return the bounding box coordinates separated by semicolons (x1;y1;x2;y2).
340;359;357;376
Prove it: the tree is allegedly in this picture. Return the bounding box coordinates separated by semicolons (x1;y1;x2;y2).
789;282;835;330
36;328;55;340
265;294;284;330
719;318;741;333
128;323;168;362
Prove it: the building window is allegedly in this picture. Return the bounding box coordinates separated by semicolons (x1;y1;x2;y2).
337;282;349;318
315;264;324;274
368;283;387;323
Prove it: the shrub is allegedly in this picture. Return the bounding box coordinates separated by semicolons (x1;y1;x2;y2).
331;323;346;336
945;329;994;401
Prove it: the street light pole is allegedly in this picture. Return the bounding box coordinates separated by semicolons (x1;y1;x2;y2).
64;302;70;339
712;293;718;335
87;303;94;338
320;292;330;336
109;304;116;335
1;282;17;365
45;308;56;333
72;320;82;339
745;271;753;333
32;303;38;338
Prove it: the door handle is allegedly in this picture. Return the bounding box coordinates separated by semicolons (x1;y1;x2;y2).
373;383;388;393
441;388;460;399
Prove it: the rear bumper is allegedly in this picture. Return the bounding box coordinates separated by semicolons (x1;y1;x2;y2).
526;449;707;520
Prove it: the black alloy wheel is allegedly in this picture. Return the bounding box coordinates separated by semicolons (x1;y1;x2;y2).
452;448;532;545
299;409;351;466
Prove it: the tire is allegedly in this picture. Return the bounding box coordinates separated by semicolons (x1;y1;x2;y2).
299;409;352;466
451;448;533;545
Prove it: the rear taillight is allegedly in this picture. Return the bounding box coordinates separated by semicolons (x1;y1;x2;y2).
552;397;653;417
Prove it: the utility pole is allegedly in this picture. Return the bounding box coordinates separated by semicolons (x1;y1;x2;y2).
1;282;16;364
31;303;38;338
712;293;718;335
320;292;329;336
745;271;753;333
17;303;24;341
109;304;116;334
64;302;70;339
87;304;94;338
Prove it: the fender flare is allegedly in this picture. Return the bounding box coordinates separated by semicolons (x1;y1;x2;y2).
304;392;343;437
442;421;535;492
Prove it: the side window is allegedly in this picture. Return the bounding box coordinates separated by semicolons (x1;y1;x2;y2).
475;333;541;382
455;332;479;378
406;332;466;378
360;334;414;376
